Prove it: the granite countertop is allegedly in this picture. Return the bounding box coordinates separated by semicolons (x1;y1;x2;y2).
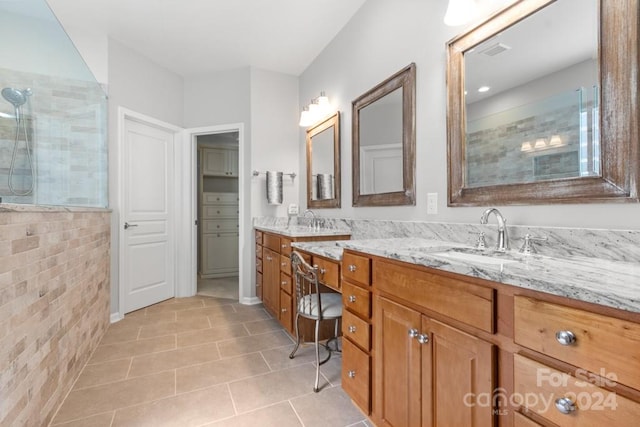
289;237;640;314
254;224;351;238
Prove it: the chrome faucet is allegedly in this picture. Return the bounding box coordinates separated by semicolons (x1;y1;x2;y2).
303;209;318;231
480;208;509;252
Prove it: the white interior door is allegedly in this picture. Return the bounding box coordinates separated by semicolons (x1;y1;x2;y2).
360;143;403;194
122;117;176;313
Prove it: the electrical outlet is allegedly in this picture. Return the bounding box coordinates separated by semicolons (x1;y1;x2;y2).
427;193;438;215
287;204;299;216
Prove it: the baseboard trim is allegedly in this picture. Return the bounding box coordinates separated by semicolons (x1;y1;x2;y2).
240;296;262;305
110;312;124;323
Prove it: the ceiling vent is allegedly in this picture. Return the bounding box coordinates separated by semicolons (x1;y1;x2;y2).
479;42;511;57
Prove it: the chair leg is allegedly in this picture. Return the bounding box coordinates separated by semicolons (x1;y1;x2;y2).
289;313;301;359
314;318;320;392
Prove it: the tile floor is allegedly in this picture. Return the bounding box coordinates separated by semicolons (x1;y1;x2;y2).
50;295;371;427
197;277;239;300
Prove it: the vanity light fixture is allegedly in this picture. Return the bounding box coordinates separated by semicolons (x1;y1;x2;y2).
478;86;491;93
534;138;548;149
520;141;532;152
549;134;563;146
444;0;479;26
299;91;333;127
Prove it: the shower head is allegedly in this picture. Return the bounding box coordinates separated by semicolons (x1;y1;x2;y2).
2;87;31;108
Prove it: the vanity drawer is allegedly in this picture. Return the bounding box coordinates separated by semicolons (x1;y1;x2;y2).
280;238;292;256
313;257;340;291
513;412;543;427
280;254;291;274
374;260;495;333
342;338;370;414
514;296;640;391
280;272;292;295
514;354;640;427
256;257;262;273
263;233;280;252
256;273;263;300
342;281;371;319
255;244;262;259
342;252;371;286
343;310;370;351
255;230;263;245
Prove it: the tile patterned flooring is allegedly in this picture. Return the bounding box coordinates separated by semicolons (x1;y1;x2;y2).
50;295;370;427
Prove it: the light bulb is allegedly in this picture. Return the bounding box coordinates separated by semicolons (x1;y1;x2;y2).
444;0;479;26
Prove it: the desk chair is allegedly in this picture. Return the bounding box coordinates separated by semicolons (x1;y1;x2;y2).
289;251;343;392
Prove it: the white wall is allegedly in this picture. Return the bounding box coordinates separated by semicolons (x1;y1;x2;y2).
298;0;640;230
250;68;300;218
107;38;184;313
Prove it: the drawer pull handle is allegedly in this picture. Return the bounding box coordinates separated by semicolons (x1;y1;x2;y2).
319;268;326;275
348;295;356;303
266;256;272;261
281;281;287;286
281;244;287;248
408;328;419;338
348;325;357;333
348;264;357;272
555;330;577;346
281;262;287;267
281;308;287;312
555;397;576;414
417;333;429;344
348;370;356;378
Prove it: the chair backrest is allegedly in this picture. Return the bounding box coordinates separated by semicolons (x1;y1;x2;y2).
291;250;323;319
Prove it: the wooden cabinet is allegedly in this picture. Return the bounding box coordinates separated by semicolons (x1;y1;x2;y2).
201;147;238;177
254;229;350;337
199;192;238;278
374;295;494;427
513;296;640;426
341;251;372;414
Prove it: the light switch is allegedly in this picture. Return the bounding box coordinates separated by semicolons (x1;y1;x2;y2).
427;193;438;215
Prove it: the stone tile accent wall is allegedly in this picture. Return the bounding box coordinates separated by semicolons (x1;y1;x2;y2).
0;206;111;426
466;104;581;187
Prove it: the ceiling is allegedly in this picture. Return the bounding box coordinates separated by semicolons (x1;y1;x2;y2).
46;0;367;77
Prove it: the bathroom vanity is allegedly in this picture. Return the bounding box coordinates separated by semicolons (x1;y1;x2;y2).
254;225;350;338
295;236;640;427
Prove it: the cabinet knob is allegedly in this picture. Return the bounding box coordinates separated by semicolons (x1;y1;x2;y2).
555;397;576;414
319;268;326;275
408;328;419;338
555;330;577;346
281;281;287;286
281;308;287;312
281;244;287;248
417;334;429;345
348;325;357;333
266;256;272;261
348;370;356;379
348;264;357;272
281;262;287;267
348;295;356;303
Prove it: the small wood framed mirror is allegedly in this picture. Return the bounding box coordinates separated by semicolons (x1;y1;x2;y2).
352;63;416;207
306;112;341;209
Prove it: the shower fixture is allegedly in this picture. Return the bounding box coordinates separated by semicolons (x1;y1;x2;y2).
1;87;34;196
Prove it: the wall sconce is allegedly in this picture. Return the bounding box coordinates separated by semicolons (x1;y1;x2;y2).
521;135;566;153
299;91;333;127
444;0;478;26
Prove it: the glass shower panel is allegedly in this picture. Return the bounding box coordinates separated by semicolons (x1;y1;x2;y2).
0;0;108;207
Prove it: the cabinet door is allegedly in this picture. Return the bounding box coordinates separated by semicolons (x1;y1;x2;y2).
227;148;239;177
262;248;280;316
201;148;229;176
201;233;239;275
374;296;422;427
422;317;494;427
279;290;293;332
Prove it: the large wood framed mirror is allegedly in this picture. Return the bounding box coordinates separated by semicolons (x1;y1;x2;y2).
306;112;341;209
352;63;416;207
447;0;639;205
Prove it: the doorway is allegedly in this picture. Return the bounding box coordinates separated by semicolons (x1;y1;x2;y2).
195;131;240;300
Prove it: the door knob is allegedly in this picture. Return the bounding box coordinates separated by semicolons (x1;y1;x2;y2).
124;222;139;230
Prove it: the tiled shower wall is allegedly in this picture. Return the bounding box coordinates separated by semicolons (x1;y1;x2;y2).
0;67;107;206
466;103;580;187
0;206;111;426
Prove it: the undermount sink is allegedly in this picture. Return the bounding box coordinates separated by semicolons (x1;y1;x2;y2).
430;248;522;266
